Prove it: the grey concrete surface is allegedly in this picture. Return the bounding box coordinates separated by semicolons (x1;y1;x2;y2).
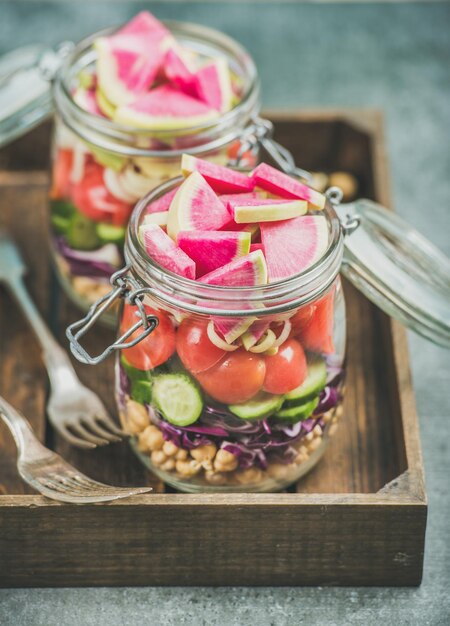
0;2;449;625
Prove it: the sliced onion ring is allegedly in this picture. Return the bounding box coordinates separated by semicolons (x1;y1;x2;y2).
272;320;292;348
249;329;276;353
207;321;239;352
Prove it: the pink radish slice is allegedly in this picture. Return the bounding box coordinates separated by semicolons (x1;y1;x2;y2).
140;223;196;279
227;198;307;223
177;230;251;277
199;250;268;286
181;154;254;194
251;163;326;210
260;215;329;282
167;171;231;238
147;187;178;214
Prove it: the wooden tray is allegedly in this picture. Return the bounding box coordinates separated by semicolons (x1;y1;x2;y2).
0;110;427;587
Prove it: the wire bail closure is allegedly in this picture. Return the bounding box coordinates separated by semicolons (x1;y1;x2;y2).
66;265;158;365
229;116;312;182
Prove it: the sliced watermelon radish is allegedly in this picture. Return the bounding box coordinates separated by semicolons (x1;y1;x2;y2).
241;319;270;350
73;87;104;117
167;171;230;239
260;215;329;282
163;48;197;96
250;242;263;253
147;187;178;214
193;58;233;113
114;85;220;130
251;163;326;210
177;230;251;277
181;154;254;194
142;211;169;229
95;88;116;118
219;191;264;215
140;223;196;279
199;250;268;286
212;316;257;344
227;198;307;223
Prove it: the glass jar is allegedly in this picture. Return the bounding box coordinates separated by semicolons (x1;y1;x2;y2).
0;21;264;326
67;174;450;493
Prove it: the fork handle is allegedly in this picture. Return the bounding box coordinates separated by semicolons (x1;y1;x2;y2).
6;275;79;388
0;395;43;458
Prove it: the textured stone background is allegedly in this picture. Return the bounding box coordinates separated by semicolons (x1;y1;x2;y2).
0;2;449;625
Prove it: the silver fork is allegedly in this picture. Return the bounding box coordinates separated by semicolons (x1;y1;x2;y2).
0;396;151;503
0;231;125;448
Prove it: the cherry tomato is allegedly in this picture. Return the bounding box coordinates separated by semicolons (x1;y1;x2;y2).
263;338;307;395
176;318;225;374
71;162;132;226
50;148;73;200
120;303;175;371
289;304;315;337
196;349;266;404
297;291;335;354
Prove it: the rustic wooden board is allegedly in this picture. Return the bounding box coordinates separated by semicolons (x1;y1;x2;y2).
0;110;427;586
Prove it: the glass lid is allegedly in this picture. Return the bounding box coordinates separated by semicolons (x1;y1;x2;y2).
0;45;70;148
336;197;450;347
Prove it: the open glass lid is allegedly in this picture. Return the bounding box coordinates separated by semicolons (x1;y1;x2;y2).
334;195;450;347
0;44;72;148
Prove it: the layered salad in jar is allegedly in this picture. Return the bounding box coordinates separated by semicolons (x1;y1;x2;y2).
118;156;345;492
50;11;255;313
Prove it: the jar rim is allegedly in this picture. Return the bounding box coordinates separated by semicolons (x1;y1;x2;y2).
125;177;344;317
53;20;261;158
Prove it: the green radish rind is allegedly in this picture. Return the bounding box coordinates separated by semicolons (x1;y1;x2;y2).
228;393;284;421
275;396;319;424
152;373;203;426
284;357;327;407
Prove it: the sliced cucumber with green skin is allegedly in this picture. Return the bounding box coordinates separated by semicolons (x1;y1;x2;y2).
66;212;100;250
120;356;151;383
96;223;126;246
131;380;153;405
229;393;284;420
50;199;77;218
51;214;70;235
152;373;203;427
284;357;327;407
275;396;319;424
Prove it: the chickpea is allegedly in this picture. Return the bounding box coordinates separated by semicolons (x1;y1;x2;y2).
160;458;176;472
125;399;150;434
191;444;217;462
307;437;323;453
328;423;339;437
236;467;264;485
322;410;333;424
267;463;289;480
72;276;97;298
151;450;167;466
295;452;308;465
313;425;323;437
298;445;308;457
214;449;238;473
176;449;188;461
143;426;164;451
175;459;201;478
205;471;228;486
162;441;179;457
304;431;314;443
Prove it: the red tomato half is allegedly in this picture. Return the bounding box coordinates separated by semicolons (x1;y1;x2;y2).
176;318;225;374
196;349;266;404
71;162;132;226
263;339;307;395
297;290;335;354
50;148;73;200
120;303;176;371
289;304;315;337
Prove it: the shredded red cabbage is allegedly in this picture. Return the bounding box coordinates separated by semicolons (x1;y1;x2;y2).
55;237;120;278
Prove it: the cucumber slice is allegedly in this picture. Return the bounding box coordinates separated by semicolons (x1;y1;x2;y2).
96;223;126;246
152;373;203;427
284;357;327;407
229;393;284;420
50;199;76;218
275;396;319;424
66;212;100;250
131;380;153;405
120;356;151;382
51;214;70;235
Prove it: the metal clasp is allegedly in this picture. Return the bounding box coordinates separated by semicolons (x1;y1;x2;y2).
327;188;361;236
229;116;312;182
66;266;158;365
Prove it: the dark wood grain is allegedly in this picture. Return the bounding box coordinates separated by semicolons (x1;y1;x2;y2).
0;110;427;586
